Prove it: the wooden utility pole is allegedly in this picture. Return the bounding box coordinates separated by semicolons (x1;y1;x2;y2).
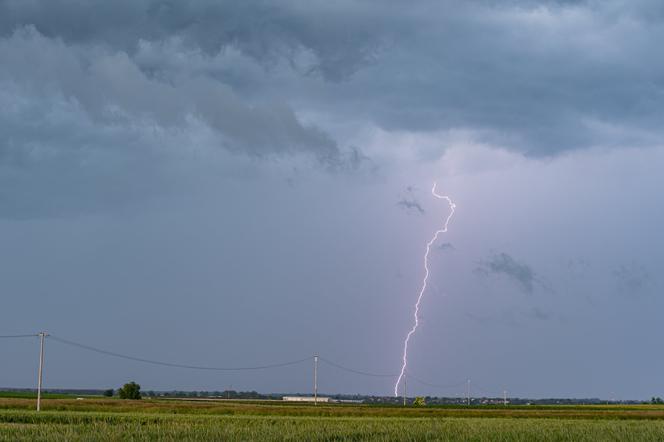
37;332;47;411
314;354;318;405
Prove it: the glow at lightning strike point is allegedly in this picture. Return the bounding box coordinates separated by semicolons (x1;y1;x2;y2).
394;182;456;397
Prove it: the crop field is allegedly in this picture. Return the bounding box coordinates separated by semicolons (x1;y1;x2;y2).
1;398;664;441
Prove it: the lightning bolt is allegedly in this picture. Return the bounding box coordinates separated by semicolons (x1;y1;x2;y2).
394;182;456;397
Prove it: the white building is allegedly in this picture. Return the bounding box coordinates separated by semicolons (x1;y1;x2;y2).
282;396;330;403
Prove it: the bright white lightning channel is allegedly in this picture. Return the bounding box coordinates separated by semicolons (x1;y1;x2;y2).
394;182;456;397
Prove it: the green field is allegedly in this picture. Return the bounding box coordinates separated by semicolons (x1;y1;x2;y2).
1;398;664;441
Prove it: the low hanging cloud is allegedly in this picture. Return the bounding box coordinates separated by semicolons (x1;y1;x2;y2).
475;252;539;294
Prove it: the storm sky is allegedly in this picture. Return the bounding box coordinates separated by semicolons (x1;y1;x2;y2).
1;0;663;399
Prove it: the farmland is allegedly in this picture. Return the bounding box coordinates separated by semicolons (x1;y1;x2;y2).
1;398;664;441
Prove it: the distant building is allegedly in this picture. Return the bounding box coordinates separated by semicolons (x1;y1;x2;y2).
282;396;330;403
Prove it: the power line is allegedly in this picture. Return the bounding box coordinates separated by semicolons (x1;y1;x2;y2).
312;357;485;393
48;335;312;371
0;334;39;338
4;331;509;396
318;357;397;378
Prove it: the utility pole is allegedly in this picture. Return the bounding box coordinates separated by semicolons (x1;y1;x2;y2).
503;390;507;406
313;354;318;405
466;379;471;406
403;374;407;406
37;332;47;412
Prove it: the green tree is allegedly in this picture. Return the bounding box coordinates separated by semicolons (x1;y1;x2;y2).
102;389;114;397
413;396;426;406
118;382;142;400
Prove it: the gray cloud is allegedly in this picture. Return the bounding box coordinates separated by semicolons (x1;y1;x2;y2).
397;185;425;214
0;26;339;159
0;0;385;82
612;263;651;294
396;198;424;215
476;252;538;294
438;242;455;252
0;25;350;217
0;0;663;206
1;0;663;217
2;1;663;158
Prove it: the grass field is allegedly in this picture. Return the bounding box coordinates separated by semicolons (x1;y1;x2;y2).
1;398;664;441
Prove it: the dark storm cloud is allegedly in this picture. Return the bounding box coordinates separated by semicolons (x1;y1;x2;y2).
0;0;385;82
0;26;339;159
3;0;664;156
364;0;664;155
476;252;538;294
2;0;664;217
0;23;342;216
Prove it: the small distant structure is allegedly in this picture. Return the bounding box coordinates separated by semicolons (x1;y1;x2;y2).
282;396;330;403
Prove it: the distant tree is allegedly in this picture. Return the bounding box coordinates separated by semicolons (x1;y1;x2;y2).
102;389;114;397
413;397;426;406
118;382;142;400
651;397;663;404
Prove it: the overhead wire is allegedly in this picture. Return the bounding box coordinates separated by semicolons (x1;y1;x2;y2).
0;334;39;339
318;357;398;378
48;335;312;371
5;332;508;395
